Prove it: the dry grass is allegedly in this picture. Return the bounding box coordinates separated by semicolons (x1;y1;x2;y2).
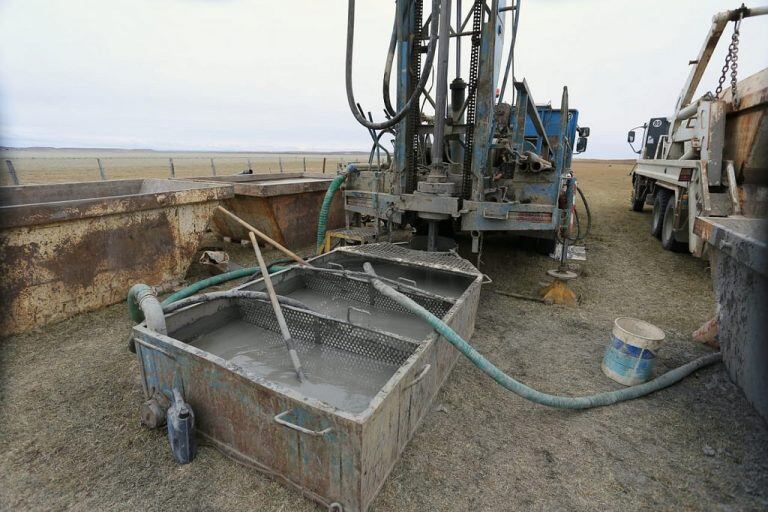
1;160;767;511
0;148;368;186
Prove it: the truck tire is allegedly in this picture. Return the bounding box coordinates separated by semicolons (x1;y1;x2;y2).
661;198;686;252
631;177;646;212
651;191;670;239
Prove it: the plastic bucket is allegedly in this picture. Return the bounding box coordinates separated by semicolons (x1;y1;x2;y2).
602;317;665;386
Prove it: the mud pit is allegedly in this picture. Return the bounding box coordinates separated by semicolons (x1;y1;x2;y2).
183;317;402;414
2;160;767;511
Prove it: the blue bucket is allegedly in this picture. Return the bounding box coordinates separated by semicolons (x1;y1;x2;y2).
602;317;665;386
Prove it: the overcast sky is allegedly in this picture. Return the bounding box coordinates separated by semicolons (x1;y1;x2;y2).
1;0;766;158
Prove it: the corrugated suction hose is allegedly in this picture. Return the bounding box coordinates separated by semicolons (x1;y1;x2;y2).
316;168;355;254
362;263;722;410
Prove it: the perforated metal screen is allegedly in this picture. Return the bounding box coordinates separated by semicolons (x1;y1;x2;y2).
338;243;479;275
300;270;451;318
236;298;416;367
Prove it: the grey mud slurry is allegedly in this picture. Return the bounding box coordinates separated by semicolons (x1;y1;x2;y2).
189;318;400;413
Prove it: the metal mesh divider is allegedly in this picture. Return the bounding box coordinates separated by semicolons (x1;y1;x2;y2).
336;243;480;275
235;298;416;367
300;270;451;318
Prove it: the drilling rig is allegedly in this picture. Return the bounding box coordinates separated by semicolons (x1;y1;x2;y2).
339;0;590;255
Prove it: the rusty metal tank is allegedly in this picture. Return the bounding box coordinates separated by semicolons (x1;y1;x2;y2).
131;244;482;511
193;173;345;249
0;178;233;336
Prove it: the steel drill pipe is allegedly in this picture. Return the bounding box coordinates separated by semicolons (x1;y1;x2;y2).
524;151;554;172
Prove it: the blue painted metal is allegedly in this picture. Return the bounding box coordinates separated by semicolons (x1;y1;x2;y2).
602;335;658;386
394;0;413;193
524;107;580;170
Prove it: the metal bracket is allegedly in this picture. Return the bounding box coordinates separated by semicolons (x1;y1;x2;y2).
347;306;371;326
482;206;509;220
404;364;432;389
274;410;333;436
133;337;176;360
725;160;741;215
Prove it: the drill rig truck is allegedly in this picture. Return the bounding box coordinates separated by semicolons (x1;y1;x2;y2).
337;0;590;255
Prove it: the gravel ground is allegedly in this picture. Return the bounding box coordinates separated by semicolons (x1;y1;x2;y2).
1;160;766;511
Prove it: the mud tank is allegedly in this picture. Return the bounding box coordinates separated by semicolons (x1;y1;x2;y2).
131;244;482;512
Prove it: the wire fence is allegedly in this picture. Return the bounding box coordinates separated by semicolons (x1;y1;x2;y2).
0;154;368;186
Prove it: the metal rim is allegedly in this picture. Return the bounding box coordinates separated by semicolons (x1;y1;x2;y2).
613;317;665;342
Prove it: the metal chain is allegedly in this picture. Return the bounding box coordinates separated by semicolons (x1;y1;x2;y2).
715;15;742;103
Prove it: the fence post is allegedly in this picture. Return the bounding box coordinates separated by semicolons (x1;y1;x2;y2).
96;158;107;180
322;157;326;174
4;160;19;185
279;157;284;173
303;157;307;173
168;158;175;178
210;158;217;176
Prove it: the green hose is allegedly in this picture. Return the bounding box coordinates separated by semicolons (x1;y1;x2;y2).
316;167;355;253
128;265;286;322
363;263;722;410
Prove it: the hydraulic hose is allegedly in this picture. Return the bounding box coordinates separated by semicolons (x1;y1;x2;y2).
346;0;441;130
363;262;722;410
368;129;394;168
568;185;592;242
382;10;399;118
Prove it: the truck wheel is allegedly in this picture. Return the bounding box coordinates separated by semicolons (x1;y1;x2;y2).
650;191;669;239
661;198;686;252
631;178;646;212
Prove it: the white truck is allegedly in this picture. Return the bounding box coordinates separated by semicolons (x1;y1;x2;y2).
628;4;768;422
627;5;767;256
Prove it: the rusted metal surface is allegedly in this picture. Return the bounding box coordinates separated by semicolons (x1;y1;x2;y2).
132;246;482;511
191;173;345;248
721;70;768;215
0;178;233;337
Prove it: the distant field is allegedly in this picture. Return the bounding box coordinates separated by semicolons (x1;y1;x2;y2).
0;149;636;186
0;148;370;186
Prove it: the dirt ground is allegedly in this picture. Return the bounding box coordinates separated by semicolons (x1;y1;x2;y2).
1;160;767;511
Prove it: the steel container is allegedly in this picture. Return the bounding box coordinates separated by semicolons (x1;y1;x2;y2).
192;173;345;248
0;178;233;336
694;217;768;422
132;244;482;511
